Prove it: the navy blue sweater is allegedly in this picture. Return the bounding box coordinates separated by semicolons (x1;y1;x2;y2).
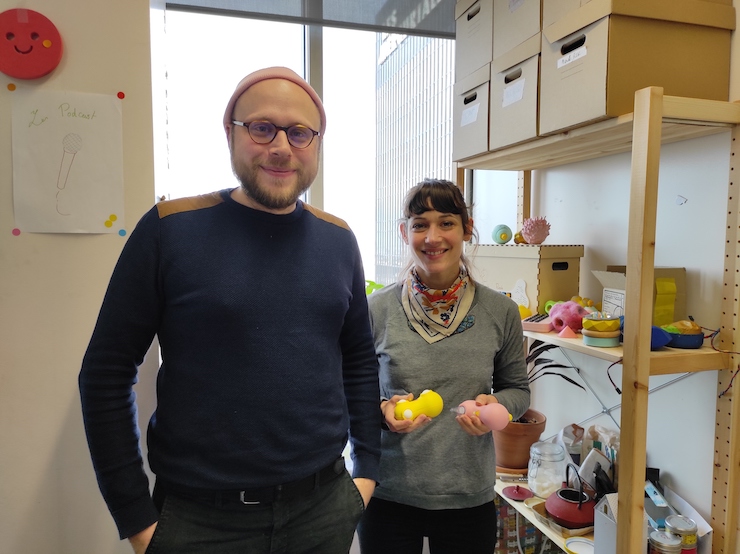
79;189;381;539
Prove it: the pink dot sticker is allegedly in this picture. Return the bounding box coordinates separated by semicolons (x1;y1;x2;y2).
12;228;21;236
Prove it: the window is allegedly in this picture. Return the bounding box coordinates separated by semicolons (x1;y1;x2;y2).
153;10;304;201
152;7;454;284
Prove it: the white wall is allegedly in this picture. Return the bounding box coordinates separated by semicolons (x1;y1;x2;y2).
472;132;731;522
0;0;157;552
533;133;730;518
0;1;738;552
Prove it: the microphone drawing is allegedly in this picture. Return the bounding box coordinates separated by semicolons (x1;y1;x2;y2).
56;133;82;215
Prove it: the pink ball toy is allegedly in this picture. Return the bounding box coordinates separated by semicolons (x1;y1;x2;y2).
549;301;589;333
454;400;512;430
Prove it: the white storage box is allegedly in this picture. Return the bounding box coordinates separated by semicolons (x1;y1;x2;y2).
455;0;493;81
489;33;540;151
493;0;541;61
452;64;491;162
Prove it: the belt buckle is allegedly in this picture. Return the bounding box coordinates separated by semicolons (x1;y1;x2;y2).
239;491;261;505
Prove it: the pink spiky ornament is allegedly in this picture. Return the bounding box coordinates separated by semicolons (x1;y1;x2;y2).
520;216;550;244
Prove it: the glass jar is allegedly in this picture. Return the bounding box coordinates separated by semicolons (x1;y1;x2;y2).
527;441;567;498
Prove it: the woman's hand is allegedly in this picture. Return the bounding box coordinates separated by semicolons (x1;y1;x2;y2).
455;394;499;436
381;394;433;433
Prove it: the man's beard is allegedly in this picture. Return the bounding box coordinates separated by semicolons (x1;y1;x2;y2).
232;158;313;211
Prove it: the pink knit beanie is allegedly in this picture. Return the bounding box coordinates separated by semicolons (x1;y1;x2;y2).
223;66;326;136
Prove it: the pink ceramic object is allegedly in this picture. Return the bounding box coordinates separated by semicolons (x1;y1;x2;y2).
549;301;589;333
521;216;551;244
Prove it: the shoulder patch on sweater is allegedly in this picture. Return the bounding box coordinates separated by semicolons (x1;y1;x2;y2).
303;203;350;231
156;192;224;219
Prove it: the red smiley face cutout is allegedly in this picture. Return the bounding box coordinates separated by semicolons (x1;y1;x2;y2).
0;9;63;80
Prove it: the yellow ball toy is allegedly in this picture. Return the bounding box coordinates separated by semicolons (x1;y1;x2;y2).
394;389;444;420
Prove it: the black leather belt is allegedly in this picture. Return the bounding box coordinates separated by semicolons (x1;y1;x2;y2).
160;457;346;506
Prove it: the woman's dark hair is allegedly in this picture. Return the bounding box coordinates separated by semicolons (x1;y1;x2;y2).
398;178;478;282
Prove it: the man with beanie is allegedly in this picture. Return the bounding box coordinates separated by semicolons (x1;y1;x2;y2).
79;67;380;553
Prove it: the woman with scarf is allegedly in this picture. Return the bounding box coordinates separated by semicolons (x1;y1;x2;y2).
357;178;531;554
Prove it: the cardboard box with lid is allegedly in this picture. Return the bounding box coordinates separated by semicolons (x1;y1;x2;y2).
543;0;733;29
592;266;687;327
489;33;541;151
539;0;735;135
455;0;493;81
472;244;585;314
493;0;541;61
453;64;491;161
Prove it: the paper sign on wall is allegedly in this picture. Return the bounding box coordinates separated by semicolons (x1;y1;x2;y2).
11;89;124;233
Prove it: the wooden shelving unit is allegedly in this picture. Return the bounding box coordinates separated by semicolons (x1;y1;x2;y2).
493;480;594;550
523;331;728;377
458;87;740;554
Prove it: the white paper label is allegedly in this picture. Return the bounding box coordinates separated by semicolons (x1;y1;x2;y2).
502;78;525;108
557;46;587;69
460;103;480;127
509;0;525;12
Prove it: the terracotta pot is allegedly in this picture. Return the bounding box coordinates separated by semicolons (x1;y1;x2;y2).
492;408;546;470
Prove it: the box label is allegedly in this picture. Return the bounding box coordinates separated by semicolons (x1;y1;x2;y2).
509;0;524;12
502;79;525;107
460;102;480;127
557;46;587;69
602;288;625;318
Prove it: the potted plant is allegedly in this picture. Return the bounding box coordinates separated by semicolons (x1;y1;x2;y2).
493;341;585;471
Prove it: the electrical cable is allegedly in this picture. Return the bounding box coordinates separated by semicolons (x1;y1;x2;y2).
516;510;525;554
685;317;740;398
514;500;553;554
606;360;622;394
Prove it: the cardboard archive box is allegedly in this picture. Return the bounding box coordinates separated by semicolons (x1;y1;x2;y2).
539;0;735;135
544;0;734;29
453;64;491;162
455;0;493;81
472;244;584;314
592;265;686;327
493;0;541;61
543;0;583;28
489;33;540;151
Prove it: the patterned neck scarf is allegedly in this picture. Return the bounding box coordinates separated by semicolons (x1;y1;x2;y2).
401;266;475;344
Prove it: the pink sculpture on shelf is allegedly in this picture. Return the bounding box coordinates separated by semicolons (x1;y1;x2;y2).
521;216;551;244
549;301;589;333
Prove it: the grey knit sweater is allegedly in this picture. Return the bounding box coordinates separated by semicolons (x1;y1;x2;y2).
368;282;530;510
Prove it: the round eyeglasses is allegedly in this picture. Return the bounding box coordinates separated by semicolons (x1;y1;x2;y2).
231;120;320;149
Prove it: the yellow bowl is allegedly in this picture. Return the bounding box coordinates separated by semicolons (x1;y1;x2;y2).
582;314;620;332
